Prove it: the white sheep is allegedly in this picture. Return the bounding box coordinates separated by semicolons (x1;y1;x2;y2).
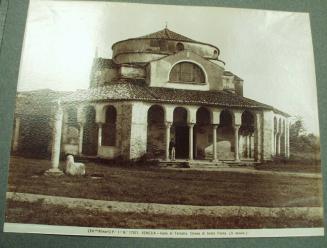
65;155;85;176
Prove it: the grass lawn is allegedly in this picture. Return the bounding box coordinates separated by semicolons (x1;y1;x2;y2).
255;161;321;174
6;156;323;208
6;200;323;229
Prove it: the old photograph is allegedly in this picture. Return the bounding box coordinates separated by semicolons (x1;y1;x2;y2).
3;0;324;238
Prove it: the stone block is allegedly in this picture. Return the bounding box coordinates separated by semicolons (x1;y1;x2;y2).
65;155;85;176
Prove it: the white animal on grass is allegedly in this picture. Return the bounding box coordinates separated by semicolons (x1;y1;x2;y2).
65;155;85;176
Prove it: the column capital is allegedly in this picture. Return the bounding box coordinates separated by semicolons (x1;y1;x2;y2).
212;124;219;129
234;124;241;129
96;122;104;126
78;122;85;127
187;123;195;128
165;121;172;127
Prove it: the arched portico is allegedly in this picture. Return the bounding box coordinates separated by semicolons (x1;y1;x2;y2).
173;107;190;159
195;107;211;160
217;109;234;160
239;110;255;160
147;105;166;159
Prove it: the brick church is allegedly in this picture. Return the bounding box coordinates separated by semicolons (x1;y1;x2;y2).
12;28;290;167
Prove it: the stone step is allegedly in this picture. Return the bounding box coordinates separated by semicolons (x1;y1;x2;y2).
159;160;231;169
188;162;230;169
159;161;190;168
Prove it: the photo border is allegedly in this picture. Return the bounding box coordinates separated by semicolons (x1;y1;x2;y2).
0;0;326;247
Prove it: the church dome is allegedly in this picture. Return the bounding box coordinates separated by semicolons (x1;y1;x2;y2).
112;28;221;64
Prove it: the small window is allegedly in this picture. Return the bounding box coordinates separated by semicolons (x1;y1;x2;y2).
169;62;205;84
176;42;184;51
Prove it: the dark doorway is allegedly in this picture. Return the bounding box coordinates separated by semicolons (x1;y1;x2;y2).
175;125;189;159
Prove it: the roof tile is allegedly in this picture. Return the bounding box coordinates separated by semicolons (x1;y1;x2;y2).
62;82;276;111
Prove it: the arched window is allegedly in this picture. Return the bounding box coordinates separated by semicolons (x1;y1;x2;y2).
169;62;205;84
102;106;117;146
176;42;184;51
213;50;218;59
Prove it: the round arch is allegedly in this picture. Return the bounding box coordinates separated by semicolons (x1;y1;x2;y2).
82;105;98;156
240;110;255;135
194;107;212;160
147;105;166;159
217;109;235;160
169;61;206;84
278;118;282;133
102;105;117;146
176;42;184;52
274;116;278;134
64;106;79;145
173;107;189;159
240;110;255;159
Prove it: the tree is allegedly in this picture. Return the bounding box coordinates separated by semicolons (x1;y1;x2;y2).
289;117;305;138
289;116;320;161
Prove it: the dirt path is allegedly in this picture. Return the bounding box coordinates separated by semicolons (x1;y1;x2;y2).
7;192;323;221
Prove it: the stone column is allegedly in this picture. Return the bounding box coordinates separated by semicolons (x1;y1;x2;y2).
46;102;64;175
165;122;172;161
284;123;287;157
12;116;21;152
188;123;195;160
249;134;254;158
247;135;251;158
286;122;290;158
254;112;262;162
78;123;84;155
97;122;103;155
212;124;218;161
234;125;240;162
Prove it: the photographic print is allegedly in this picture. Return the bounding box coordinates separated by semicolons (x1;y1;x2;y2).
3;0;324;238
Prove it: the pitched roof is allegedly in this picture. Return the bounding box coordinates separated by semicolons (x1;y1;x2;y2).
137;28;195;42
61;82;288;114
15;85;289;117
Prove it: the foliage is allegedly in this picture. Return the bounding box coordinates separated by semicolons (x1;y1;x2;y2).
289;117;320;162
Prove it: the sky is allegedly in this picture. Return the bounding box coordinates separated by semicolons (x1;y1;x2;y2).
18;0;320;134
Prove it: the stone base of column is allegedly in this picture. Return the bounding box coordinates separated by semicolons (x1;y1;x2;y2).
44;168;64;176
